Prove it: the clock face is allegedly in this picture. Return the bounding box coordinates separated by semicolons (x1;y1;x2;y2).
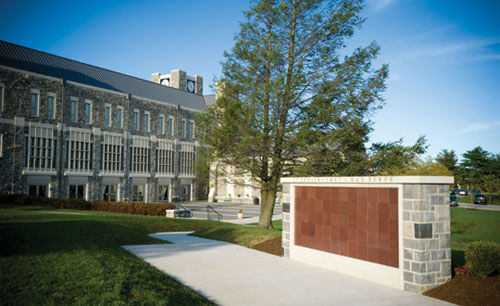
187;80;195;93
161;78;170;86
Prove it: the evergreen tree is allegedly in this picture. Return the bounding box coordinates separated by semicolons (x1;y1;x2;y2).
436;149;458;174
197;0;388;228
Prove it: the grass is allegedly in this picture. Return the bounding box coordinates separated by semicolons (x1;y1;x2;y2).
248;219;283;230
450;206;500;266
0;204;281;305
456;193;500;205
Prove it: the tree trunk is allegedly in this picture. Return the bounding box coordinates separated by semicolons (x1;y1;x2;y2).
258;182;277;229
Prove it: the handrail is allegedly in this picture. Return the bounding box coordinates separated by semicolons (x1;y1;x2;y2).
176;203;192;217
206;205;223;221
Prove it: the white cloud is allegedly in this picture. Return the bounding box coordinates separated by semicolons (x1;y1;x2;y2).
397;37;500;61
460;121;500;133
372;0;397;10
389;24;457;45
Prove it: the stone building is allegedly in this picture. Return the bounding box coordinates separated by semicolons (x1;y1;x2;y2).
0;40;210;202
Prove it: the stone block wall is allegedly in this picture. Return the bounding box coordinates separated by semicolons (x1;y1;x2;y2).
281;176;453;294
401;184;451;293
0;66;201;201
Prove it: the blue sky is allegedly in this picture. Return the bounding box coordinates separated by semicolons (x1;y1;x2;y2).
1;0;499;159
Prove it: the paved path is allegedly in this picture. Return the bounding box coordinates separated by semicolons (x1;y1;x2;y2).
457;202;500;211
181;201;283;222
123;232;453;306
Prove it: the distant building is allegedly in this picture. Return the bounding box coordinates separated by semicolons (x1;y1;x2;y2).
0;40;211;202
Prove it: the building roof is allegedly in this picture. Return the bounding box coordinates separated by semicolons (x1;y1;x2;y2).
203;94;216;107
0;40;207;111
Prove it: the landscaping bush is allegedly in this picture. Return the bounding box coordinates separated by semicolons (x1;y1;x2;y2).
465;241;500;277
0;194;176;217
91;201;176;216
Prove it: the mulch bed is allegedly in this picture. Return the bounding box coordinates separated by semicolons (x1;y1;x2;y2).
423;273;500;305
250;237;282;256
251;238;500;305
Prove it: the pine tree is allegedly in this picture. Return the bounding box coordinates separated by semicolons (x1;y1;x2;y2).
197;0;388;228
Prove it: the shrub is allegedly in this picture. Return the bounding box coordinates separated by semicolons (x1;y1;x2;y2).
91;201;176;216
0;194;176;217
465;241;500;277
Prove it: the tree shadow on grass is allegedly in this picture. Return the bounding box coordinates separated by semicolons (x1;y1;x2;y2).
452;249;465;267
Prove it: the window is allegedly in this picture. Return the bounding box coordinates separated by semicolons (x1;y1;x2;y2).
130;137;150;174
30;89;40;117
179;143;195;176
158;185;169;201
167;117;174;136
103;185;117;201
29;184;47;197
101;134;123;174
0;83;4;112
116;107;123;128
133;109;140;131
69;185;85;199
144;111;150;132
188;120;194;139
156;140;174;175
159;115;165;134
66;130;92;173
24;126;56;172
0;134;3;158
104;104;112;127
84;100;92;124
47;93;56;119
70;97;78;122
181;119;186;138
132;185;145;202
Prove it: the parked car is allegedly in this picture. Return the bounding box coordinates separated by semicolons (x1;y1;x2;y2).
471;189;482;195
474;194;487;205
457;189;468;196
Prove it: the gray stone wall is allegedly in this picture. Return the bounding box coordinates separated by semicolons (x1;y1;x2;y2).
280;178;452;294
402;184;451;293
0;66;201;201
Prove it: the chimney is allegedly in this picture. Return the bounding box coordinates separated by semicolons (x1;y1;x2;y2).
151;72;161;84
195;75;203;95
170;69;186;91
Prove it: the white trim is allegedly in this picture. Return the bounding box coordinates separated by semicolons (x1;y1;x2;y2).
104;103;112;127
133;109;140;131
168;116;175;136
66;80;128;97
64;171;93;176
47;92;57;119
159;114;165;135
181;118;186;138
0;65;62;82
101;130;123;138
70;97;79;122
26;121;57;129
84;99;93;124
0;82;4;112
22;169;57;176
99;171;125;177
281;176;454;184
288;183;405;290
116;106;124;128
144;111;150;132
0;133;3;158
29;89;40;117
129;173;151;178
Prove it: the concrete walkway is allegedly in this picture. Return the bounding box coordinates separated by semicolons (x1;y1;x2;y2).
123;232;453;306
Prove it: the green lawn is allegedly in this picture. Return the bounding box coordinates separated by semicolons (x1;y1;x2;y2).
450;206;500;266
249;219;283;230
0;205;280;305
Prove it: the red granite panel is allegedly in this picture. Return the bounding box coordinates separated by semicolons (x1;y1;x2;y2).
294;186;399;268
